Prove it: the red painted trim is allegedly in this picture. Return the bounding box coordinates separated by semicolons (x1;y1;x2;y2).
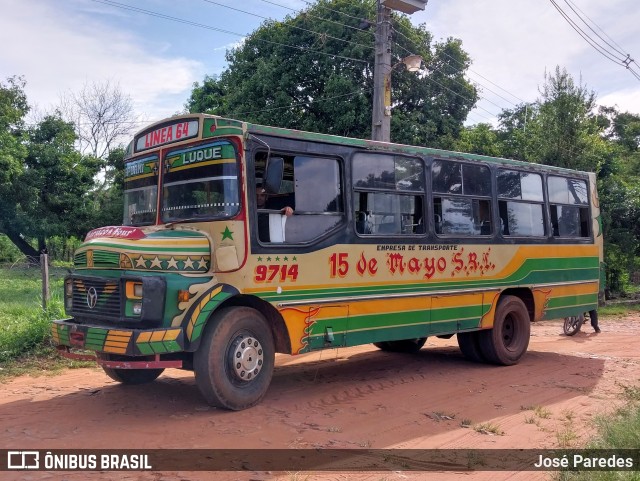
56;346;96;361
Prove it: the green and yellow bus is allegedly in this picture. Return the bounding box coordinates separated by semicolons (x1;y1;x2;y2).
52;114;604;410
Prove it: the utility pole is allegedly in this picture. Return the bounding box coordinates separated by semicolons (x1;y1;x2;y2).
372;1;392;142
371;0;428;143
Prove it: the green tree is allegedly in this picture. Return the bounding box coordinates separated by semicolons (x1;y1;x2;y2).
18;115;100;252
596;106;640;293
452;123;503;156
187;0;477;146
0;76;35;258
86;146;126;229
497;67;609;172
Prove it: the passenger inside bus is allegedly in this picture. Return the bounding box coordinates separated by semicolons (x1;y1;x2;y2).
256;184;294;242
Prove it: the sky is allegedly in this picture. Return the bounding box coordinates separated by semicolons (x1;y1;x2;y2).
1;0;639;132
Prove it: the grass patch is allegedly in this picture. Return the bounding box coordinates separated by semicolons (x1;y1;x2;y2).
0;347;96;381
0;267;67;364
599;303;640;317
460;418;472;428
473;422;504;436
534;405;552;419
556;384;640;481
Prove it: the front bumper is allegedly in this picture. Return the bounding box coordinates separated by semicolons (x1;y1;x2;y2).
51;318;185;357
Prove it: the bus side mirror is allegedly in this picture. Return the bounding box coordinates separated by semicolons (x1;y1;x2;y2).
264;156;284;194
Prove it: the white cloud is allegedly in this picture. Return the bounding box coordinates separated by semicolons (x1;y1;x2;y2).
417;0;640;121
0;0;205;121
598;88;640;114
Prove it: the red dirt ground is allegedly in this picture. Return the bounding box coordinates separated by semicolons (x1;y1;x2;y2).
2;315;639;481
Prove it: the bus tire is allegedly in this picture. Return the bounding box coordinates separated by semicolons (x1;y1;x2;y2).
373;337;427;353
102;366;165;385
194;307;275;411
456;331;486;363
478;295;530;365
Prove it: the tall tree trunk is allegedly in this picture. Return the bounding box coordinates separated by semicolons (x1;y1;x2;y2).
2;228;41;263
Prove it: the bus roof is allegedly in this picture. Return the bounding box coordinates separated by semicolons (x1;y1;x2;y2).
132;113;593;177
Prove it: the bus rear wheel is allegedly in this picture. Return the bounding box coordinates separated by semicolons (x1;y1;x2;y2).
194;307;275;411
457;331;486;363
478;296;530;365
373;337;427;353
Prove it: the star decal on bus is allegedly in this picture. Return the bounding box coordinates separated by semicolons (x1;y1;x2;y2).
150;257;162;269
196;257;208;270
166;257;179;269
135;256;148;268
183;257;195;270
221;226;234;241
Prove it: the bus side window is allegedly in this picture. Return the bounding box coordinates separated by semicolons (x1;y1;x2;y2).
548;176;589;238
352;153;425;237
434;197;443;234
497;170;545;237
432;160;491;236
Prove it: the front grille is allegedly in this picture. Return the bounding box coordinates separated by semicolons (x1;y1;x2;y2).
74;252;87;267
71;277;121;320
93;251;120;268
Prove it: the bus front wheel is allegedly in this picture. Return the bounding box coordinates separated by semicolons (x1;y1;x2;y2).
98;353;165;384
194;307;275;411
478;296;530;365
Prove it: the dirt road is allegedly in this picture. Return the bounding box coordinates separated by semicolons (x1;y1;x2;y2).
2;315;640;481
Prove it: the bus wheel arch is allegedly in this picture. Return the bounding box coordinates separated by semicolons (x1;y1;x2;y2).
479;293;531;365
194;306;276;410
215;295;292;355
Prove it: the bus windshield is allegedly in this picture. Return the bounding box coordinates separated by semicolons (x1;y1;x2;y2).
161;140;240;223
123;155;158;226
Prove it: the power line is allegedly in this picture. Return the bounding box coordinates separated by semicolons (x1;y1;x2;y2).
91;0;369;64
562;0;627;59
548;0;640;81
230;87;372;117
549;0;624;63
201;0;373;51
563;0;640;79
257;0;374;37
422;74;501;122
390;28;515;119
297;0;374;25
391;26;525;107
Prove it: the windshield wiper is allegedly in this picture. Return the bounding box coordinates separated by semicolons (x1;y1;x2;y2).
165;217;204;227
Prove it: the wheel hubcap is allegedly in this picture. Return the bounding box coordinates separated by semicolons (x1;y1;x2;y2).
230;334;263;382
502;315;514;346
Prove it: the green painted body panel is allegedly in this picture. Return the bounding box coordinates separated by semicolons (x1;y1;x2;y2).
189;291;233;342
84;328;108;351
300;302;490;352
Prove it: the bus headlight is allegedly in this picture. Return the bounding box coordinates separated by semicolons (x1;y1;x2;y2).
132;302;143;315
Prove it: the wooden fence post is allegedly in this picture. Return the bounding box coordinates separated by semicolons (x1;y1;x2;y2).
41;253;50;310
